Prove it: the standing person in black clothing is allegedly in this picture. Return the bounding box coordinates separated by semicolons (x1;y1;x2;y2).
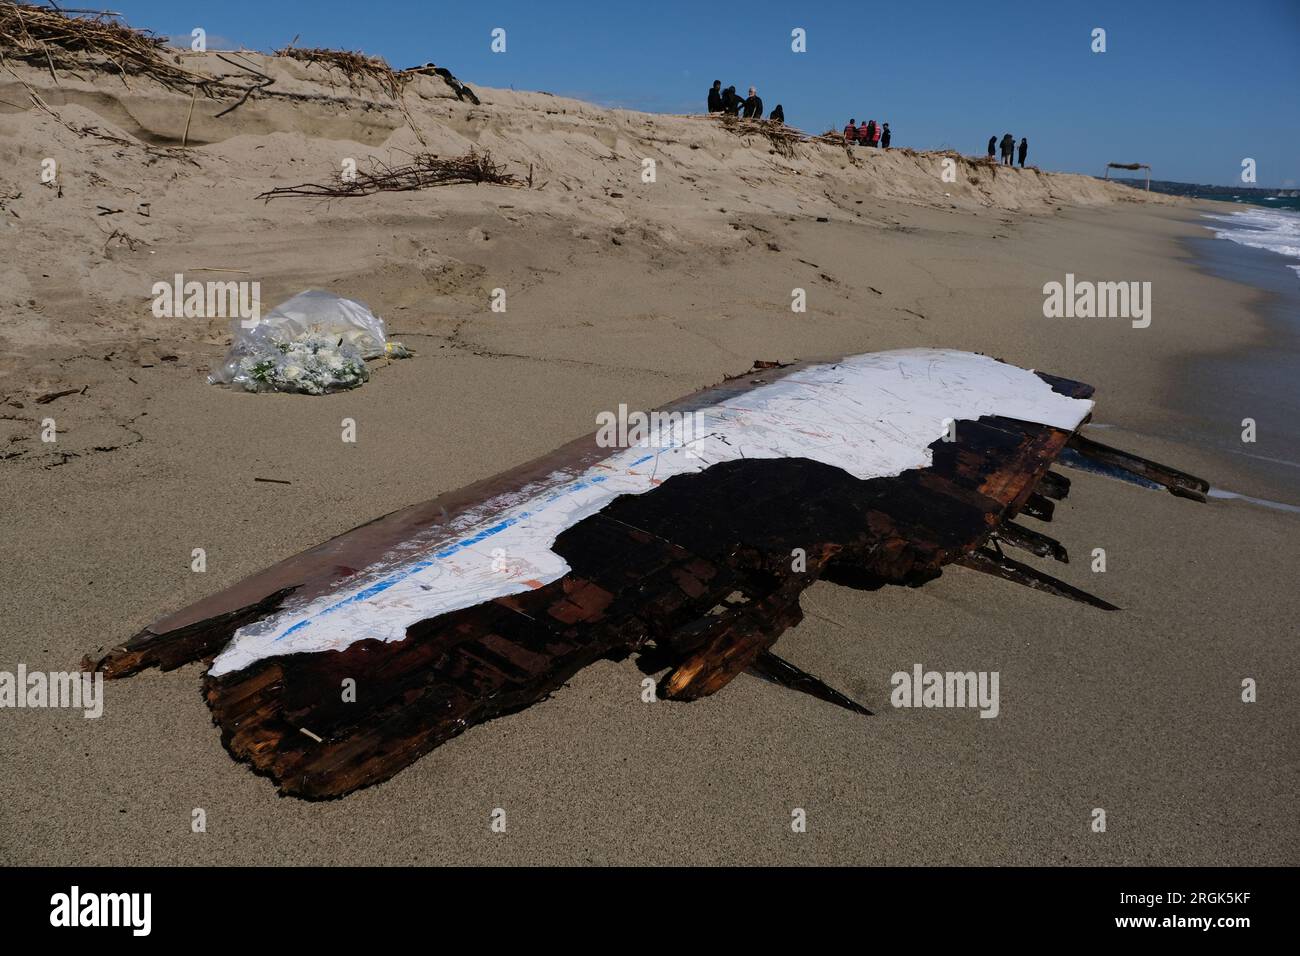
1018;137;1028;167
881;122;891;149
742;86;763;119
864;119;877;147
770;104;785;124
707;80;723;113
1000;133;1014;165
987;135;997;159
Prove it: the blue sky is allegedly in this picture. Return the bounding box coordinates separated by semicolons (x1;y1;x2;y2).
113;0;1299;186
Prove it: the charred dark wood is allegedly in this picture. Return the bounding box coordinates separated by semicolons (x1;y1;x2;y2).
748;650;873;716
1032;371;1095;400
1020;493;1055;522
956;547;1119;611
1065;434;1209;502
994;521;1069;563
82;587;297;679
1036;470;1071;500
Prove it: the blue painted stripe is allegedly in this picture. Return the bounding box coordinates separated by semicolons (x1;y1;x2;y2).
270;474;609;641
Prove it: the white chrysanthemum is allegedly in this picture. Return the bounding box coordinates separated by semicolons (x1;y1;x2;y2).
226;326;381;394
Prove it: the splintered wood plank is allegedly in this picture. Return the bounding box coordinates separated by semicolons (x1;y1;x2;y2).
749;650;873;716
85;587;298;678
995;521;1070;563
956;547;1120;611
1066;433;1210;501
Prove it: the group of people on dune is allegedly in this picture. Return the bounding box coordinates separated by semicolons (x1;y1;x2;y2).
842;118;891;149
707;81;784;125
990;134;1029;167
704;86;1028;169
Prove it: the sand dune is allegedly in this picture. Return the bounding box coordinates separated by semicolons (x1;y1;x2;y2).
0;50;1169;364
1;47;1173;471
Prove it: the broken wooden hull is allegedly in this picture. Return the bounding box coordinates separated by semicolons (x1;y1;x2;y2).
85;349;1207;799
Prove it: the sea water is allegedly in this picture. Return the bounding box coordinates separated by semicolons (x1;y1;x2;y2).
1177;202;1300;501
1202;203;1300;280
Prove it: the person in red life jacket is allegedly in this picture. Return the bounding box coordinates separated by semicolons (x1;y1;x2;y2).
863;120;877;147
881;122;891;149
843;118;858;143
871;121;882;147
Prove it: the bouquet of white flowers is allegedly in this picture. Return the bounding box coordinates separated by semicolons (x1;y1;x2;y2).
211;290;409;395
235;331;370;395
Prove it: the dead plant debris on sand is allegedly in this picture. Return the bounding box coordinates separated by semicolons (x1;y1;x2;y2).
1;3;234;94
698;113;808;158
255;151;523;201
274;45;403;97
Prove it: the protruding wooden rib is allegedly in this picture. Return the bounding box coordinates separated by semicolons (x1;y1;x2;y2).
657;626;772;701
748;650;873;717
1036;470;1071;500
658;580;805;702
1065;434;1209;502
1020;493;1055;522
956;547;1119;611
994;521;1069;563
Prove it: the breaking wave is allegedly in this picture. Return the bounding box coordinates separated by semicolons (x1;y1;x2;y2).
1203;207;1300;279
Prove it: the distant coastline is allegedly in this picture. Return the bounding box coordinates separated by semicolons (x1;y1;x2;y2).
1108;178;1300;210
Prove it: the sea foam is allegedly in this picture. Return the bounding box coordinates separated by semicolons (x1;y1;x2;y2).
1203;207;1300;278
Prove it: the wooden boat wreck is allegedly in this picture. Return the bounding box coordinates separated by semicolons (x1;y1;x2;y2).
85;349;1209;799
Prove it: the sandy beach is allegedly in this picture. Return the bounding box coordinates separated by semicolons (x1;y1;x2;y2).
1;47;1296;866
